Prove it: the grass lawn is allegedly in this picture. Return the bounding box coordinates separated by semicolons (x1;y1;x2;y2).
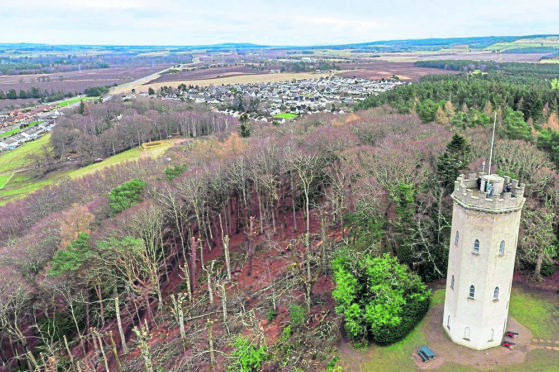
58;96;98;107
0;173;13;189
274;113;298;119
70;140;173;179
509;286;559;340
0;134;51;174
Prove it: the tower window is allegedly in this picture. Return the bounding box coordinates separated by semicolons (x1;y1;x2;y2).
455;231;459;246
447;315;451;330
499;240;505;255
489;328;494;342
469;285;475;299
493;287;499;301
451;275;455;290
473;239;480;254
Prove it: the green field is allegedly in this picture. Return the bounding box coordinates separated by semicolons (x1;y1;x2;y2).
0;173;13;189
0;134;51;174
274;113;298;119
0;137;177;205
58;96;98;107
486;37;559;52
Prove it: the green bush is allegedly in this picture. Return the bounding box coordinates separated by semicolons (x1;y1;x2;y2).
229;336;267;372
109;179;146;216
288;304;306;327
332;251;430;345
165;164;186;181
266;308;278;322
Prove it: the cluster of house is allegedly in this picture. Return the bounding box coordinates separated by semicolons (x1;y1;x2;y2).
0;110;59;151
163;76;402;120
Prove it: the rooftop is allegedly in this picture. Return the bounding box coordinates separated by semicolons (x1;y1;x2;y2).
451;172;526;213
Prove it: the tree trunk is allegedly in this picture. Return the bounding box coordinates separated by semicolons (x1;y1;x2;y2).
63;335;76;371
207;320;215;367
108;331;122;372
114;294;129;354
224;235;232;281
247;217;255;276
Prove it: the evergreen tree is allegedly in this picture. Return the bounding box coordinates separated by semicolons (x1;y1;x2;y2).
436;134;471;192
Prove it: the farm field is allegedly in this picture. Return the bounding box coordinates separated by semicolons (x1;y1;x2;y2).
149;65;263;83
485;36;559;52
134;71;333;92
376;51;548;63
337;61;458;81
0;138;180;205
335;286;559;371
0;64;169;99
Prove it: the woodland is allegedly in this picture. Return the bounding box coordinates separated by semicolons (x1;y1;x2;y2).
0;61;558;371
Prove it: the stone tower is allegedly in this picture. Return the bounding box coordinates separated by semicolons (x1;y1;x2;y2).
442;172;525;350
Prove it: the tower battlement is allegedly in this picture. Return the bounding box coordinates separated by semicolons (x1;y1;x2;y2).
452;172;525;213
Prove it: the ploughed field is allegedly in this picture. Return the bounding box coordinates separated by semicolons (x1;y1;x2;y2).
337;61;459;81
0;64;170;96
148;65;264;83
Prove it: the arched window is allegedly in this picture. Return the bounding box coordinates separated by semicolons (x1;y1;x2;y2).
469;285;475;298
455;231;459;246
464;327;471;340
499;240;505;255
493;287;499;300
451;275;455;290
473;239;480;254
447;315;451;330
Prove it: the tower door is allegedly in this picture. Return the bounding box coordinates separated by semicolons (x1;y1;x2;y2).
464;327;470;340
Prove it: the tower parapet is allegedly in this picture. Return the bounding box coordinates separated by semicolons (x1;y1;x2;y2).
452;172;525;214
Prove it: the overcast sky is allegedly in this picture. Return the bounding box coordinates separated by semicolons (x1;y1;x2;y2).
3;0;558;45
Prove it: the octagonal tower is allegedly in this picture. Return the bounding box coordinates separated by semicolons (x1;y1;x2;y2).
443;172;525;350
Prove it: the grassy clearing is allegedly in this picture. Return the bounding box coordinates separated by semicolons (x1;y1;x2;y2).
58;96;98;107
0;138;176;205
70;140;172;179
509;286;559;340
274;113;298;119
0;134;51;174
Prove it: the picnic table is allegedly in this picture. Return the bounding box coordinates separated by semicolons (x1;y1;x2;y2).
417;345;436;362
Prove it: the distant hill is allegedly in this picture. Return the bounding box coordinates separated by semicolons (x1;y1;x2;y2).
2;35;559;54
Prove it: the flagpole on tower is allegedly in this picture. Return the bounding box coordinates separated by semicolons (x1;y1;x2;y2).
488;112;497;175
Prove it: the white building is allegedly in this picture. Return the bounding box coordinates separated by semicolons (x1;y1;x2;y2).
443;172;525;350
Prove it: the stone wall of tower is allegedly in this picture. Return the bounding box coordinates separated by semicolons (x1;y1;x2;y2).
443;173;525;350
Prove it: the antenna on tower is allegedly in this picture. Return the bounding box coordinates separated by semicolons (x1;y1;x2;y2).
488;112;497;175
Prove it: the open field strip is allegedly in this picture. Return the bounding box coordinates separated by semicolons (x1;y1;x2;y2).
58;96;98;107
110;65;181;95
0;138;180;205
